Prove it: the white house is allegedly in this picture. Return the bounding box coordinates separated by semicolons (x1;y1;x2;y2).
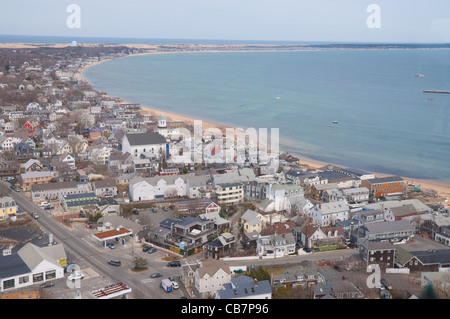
194;259;232;298
59;153;76;169
259;183;306;213
129;175;187;202
186;175;210;198
121;132;167;159
0;243;67;292
256;233;296;258
310;201;350;227
343;187;370;203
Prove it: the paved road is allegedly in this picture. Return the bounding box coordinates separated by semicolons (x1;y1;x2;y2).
0;181;162;299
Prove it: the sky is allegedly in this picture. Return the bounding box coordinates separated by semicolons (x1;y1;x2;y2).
1;0;450;43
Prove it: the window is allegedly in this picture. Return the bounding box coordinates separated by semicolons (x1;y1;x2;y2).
33;273;44;283
19;276;29;284
3;279;15;290
45;270;56;280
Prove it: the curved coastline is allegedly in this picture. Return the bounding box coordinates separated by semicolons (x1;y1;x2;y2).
78;50;450;199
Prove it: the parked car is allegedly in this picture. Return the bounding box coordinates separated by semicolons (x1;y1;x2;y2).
147;248;157;254
41;282;54;288
133;209;139;215
171;280;179;290
106;242;116;249
67;272;84;281
40;202;50;207
32;213;39;219
162;206;169;211
143;246;151;252
151;273;163;278
44;206;54;210
152;208;157;213
167;261;181;267
108;260;121;267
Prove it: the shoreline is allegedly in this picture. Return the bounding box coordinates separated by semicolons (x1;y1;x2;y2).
77;48;450;201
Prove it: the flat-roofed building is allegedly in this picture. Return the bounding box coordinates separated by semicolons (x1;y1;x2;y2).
361;176;406;199
216;183;244;205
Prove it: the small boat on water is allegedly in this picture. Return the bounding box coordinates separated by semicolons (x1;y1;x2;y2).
275;97;281;100
332;121;338;124
414;74;425;78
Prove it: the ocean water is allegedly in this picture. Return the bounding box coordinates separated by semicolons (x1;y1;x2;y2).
83;49;450;182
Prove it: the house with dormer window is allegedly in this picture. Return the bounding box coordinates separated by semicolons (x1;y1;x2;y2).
194;259;232;298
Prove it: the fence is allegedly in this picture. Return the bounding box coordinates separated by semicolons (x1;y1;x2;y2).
140;239;183;258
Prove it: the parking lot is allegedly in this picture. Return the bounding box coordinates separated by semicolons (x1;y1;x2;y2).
45;222;187;299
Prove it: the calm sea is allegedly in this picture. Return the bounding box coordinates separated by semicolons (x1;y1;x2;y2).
83;49;450;182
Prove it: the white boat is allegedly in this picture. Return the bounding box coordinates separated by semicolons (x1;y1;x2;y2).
333;121;338;124
414;74;425;78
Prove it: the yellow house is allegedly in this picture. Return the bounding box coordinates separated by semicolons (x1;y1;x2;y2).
240;209;267;234
0;196;17;221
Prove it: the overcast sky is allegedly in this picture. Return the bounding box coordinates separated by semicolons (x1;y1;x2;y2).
2;0;450;42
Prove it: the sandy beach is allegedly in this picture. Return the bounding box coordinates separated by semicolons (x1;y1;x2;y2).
75;48;450;201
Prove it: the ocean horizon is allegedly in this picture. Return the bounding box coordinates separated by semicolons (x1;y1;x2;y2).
82;48;450;184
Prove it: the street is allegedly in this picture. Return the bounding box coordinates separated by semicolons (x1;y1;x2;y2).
0;180;185;299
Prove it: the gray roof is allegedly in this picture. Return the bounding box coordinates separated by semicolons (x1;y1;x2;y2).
412;250;450;265
361;241;395;251
216;275;271;299
31;181;78;192
241;209;263;226
317;171;354;181
0;252;31;280
17;243;66;271
365;176;404;184
365;199;431;214
365;219;414;234
125;132;166;146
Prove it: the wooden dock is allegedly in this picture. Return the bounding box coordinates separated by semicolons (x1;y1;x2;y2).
423;90;450;94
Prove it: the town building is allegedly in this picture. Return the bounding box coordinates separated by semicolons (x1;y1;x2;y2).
194;259;232;298
359;241;396;269
20;171;53;191
256;233;296;258
310;201;349;227
361;176;406;199
215;183;244;205
0;196;17;221
215;275;272;299
0;243;67;293
121;131;167;159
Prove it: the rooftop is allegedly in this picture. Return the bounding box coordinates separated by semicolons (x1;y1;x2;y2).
125;132;166;146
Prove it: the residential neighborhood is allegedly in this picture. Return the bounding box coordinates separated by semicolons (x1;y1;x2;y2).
0;45;450;301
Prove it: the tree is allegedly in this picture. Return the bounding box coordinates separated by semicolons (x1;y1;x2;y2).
132;256;148;271
246;266;270;281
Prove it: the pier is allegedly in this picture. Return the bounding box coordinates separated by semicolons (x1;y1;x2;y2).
423;90;450;94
